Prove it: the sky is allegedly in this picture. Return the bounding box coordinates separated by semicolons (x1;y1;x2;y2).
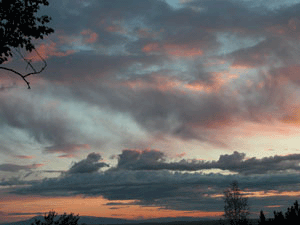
1;0;300;222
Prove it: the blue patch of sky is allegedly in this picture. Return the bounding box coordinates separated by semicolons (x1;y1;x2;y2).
216;33;266;56
166;0;300;11
165;0;182;9
239;0;300;10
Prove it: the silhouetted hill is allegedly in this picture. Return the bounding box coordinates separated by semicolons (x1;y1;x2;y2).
0;216;259;225
0;216;131;225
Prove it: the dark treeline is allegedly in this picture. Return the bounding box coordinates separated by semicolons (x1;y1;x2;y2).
258;200;300;225
32;200;300;225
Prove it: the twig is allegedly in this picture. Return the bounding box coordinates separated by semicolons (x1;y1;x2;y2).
0;48;47;89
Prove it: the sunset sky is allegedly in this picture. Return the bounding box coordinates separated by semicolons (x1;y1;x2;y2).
2;0;300;223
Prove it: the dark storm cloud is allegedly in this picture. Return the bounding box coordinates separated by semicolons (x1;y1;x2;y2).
215;152;300;175
8;149;300;211
113;149;300;175
66;152;109;174
11;168;300;211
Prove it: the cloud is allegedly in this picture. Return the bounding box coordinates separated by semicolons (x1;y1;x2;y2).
11;168;300;212
14;155;35;159
8;149;300;212
0;163;44;172
113;150;300;175
44;144;90;155
7;212;44;216
0;92;94;157
81;29;99;44
66;152;109;174
26;41;75;62
23;0;298;147
142;42;204;58
0;94;72;147
271;64;300;86
114;149;165;170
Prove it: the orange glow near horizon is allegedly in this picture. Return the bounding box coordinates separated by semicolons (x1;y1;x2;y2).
265;205;282;208
0;194;223;223
210;190;300;199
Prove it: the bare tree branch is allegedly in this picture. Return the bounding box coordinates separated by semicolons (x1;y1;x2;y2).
0;48;47;89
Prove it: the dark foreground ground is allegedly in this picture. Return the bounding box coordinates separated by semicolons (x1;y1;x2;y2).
116;219;259;225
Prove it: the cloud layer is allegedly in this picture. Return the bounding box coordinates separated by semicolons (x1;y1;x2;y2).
2;0;300;221
7;150;300;213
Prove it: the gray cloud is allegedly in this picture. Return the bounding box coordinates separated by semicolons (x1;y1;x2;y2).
67;152;109;174
112;149;300;175
0;163;43;172
14;155;35;159
22;0;299;146
44;144;90;155
7;149;300;213
11;169;300;212
0;94;71;147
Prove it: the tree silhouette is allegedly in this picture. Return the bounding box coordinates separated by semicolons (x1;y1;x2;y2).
223;181;250;225
0;0;54;88
31;210;80;225
259;200;300;225
258;210;266;225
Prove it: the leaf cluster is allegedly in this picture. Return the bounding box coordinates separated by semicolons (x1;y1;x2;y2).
0;0;54;64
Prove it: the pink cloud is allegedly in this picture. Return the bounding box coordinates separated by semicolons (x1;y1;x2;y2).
26;41;75;62
231;52;270;68
29;164;45;169
115;74;183;94
105;25;127;34
45;144;91;154
114;71;235;95
142;43;160;53
176;152;187;158
81;29;99;43
137;28;161;38
275;64;300;83
266;18;300;38
57;154;76;158
14;155;35;159
266;25;287;35
142;42;204;58
163;44;203;57
281;105;300;125
184;72;238;93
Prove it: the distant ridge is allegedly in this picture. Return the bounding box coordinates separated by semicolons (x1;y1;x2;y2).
0;216;214;225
